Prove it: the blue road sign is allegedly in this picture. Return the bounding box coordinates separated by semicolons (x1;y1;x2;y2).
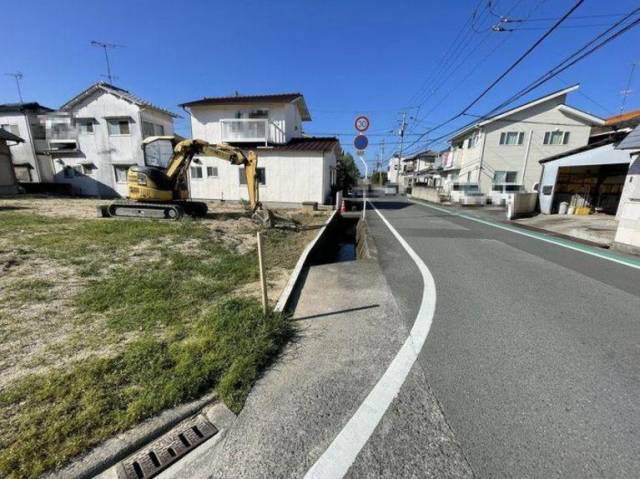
353;134;368;150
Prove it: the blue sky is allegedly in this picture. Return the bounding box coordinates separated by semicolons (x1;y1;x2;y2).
3;0;639;170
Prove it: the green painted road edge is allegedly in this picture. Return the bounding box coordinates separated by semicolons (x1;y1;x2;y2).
407;198;640;271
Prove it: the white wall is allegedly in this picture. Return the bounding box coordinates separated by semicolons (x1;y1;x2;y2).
614;155;640;251
52;91;174;197
189;102;300;145
189;149;334;204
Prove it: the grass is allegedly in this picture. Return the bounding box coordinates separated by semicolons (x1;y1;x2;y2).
0;209;316;479
0;299;292;479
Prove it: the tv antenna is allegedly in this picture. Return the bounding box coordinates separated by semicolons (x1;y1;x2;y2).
90;40;124;84
619;61;638;114
5;72;24;103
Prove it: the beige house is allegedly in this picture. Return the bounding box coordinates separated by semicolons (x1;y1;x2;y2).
445;85;604;205
0;128;23;195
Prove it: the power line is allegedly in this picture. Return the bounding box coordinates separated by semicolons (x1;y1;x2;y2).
483;8;640;121
404;10;640;155
404;0;586;153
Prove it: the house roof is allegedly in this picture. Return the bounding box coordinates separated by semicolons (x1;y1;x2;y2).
60;82;179;118
616;124;640;150
450;84;603;140
230;136;338;152
540;131;628;163
405;149;437;161
605;110;640;126
0;102;53;114
180;93;311;121
0;128;24;143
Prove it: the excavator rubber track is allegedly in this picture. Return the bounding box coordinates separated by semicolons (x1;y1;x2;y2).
99;201;208;220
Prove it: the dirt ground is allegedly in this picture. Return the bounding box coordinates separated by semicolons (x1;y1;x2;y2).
0;196;328;389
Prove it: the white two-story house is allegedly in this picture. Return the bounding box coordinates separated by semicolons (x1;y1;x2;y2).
180;93;339;205
45;82;177;197
445;85;604;205
0;102;54;183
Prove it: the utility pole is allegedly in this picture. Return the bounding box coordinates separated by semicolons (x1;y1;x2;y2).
397;113;408;194
90;40;123;84
5;72;24;103
619;61;638;114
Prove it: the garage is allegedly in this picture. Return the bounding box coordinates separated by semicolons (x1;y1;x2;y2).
539;133;633;216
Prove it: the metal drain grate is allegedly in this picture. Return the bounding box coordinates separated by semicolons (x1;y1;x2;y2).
116;416;218;479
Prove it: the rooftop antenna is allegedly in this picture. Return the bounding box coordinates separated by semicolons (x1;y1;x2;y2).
619;61;638;113
90;40;124;84
5;72;24;103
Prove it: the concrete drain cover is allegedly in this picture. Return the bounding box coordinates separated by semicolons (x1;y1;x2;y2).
116;416;218;479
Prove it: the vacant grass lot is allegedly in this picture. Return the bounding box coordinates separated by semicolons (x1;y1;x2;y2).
0;198;326;479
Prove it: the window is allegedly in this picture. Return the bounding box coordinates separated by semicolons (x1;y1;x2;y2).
499;131;524;145
468;132;480;148
493;171;518;184
248;109;269;119
1;124;19;136
206;166;218;178
239;167;266;185
107;119;130;135
543;130;570;145
78;120;94;134
30;123;46;140
142;121;165;138
190;166;203;179
81;164;95;175
114;165;132;183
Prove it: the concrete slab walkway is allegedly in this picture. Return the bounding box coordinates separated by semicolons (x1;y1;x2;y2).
157;257;471;478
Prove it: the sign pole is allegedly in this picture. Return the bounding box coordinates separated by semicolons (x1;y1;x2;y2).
358;153;367;220
354;115;371;220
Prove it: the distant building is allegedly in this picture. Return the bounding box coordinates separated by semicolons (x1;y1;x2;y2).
44;82;178;197
444;85;604;205
180;93;339;205
0;128;23;195
0;102;53;183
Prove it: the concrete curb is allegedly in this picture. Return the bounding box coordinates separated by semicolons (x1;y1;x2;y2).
46;392;217;479
274;209;339;313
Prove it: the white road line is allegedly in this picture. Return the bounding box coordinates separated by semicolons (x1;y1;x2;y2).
409;199;640;271
304;202;437;479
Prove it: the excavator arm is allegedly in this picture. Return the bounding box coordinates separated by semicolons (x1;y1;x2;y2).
143;137;261;211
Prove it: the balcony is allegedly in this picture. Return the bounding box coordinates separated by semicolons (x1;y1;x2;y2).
219;119;286;144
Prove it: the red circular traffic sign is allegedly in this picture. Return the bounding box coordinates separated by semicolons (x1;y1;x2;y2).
354;115;370;132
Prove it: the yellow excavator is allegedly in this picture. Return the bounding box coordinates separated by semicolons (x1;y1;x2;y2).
102;136;267;222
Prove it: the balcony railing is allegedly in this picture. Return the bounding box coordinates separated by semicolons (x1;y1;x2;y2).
220;119;268;144
47;125;78;141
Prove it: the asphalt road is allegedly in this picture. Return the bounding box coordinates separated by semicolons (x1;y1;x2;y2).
366;196;640;478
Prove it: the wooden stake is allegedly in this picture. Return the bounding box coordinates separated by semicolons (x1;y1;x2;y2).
257;231;268;314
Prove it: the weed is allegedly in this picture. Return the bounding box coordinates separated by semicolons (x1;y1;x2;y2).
0;299;292;479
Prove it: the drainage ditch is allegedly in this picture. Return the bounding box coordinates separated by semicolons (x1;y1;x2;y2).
309;214;374;265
